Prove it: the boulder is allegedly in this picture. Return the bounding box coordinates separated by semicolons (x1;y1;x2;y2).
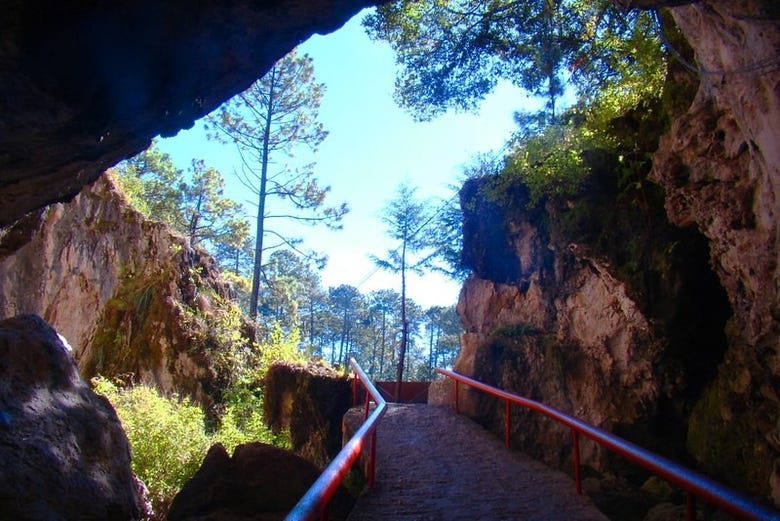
264;361;352;468
0;314;145;520
168;442;352;521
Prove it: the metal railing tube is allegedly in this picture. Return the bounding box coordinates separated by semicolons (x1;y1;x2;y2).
286;359;387;521
436;367;780;521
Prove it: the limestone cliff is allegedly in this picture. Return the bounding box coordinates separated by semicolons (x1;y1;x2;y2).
451;0;780;510
453;155;729;480
0;173;252;406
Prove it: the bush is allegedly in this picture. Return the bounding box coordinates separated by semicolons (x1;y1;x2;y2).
93;376;287;516
92;378;210;514
215;379;290;454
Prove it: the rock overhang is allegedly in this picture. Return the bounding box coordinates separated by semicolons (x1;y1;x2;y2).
0;0;382;227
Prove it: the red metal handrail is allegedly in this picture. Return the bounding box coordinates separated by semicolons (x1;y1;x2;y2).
286;358;387;521
437;367;780;521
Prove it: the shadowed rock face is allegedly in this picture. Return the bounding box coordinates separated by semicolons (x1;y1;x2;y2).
264;361;352;468
451;0;780;509
0;314;146;520
0;0;379;227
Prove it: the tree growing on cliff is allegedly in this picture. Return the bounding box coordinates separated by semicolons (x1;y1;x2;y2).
113;142;186;228
371;183;437;399
181;159;250;251
114;145;250;262
206;49;348;320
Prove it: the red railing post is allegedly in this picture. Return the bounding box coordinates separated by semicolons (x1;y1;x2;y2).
505;399;511;449
352;374;358;406
368;430;378;489
364;391;371;421
454;380;460;413
572;429;582;495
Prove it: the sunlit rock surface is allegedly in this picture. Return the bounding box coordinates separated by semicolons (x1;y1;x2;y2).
0;314;145;520
0;173;251;405
448;95;734;516
453;185;668;472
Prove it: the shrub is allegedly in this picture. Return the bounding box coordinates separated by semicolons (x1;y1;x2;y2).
92;377;211;514
93;375;288;516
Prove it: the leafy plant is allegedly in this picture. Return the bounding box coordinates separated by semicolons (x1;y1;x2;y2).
93;373;289;517
258;323;305;375
502;124;591;206
92;377;211;514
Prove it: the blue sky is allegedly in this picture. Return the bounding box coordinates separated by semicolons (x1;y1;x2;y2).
157;9;534;309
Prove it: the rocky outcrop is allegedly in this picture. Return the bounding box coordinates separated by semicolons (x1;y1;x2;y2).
0;173;252;406
167;442;352;521
650;0;780;503
0;314;147;520
447;0;780;509
446;88;737;517
264;361;352;468
0;0;379;227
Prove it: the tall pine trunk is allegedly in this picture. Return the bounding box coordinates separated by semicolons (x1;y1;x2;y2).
394;239;408;402
249;69;276;320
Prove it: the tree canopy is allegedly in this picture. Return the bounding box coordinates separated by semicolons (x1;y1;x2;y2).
364;0;664;124
114;142;250;262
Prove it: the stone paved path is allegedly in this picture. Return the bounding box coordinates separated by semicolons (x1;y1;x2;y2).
346;404;609;521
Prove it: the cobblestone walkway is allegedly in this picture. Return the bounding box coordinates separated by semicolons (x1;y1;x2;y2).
346;403;609;521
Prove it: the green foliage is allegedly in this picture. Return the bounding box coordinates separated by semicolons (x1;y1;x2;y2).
502;124;591;206
182;159;250;252
113;141;186;227
371;183;438;276
93;369;289;515
92;377;211;514
183;292;248;379
113;142;251;275
221;270;252;313
257;250;322;339
493;323;533;338
258;323;306;375
205;48;348;319
364;0;664;123
489;36;666;208
216;377;290;454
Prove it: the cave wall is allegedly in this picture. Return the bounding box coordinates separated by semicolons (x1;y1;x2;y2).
453;149;731;482
650;0;780;502
0;0;378;227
